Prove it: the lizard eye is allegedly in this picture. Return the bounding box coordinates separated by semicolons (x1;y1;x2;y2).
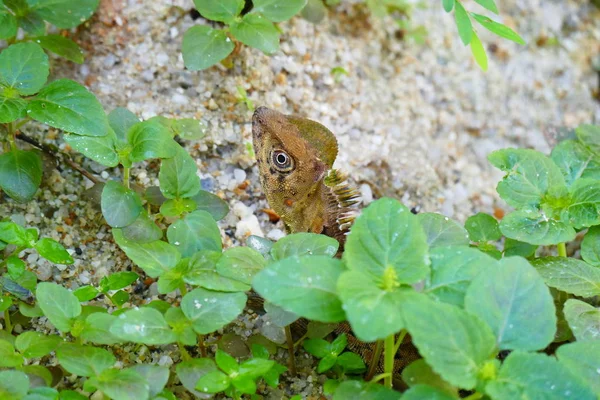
271;150;294;172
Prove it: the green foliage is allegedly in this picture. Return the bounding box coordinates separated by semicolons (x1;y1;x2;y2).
182;0;308;70
303;334;366;374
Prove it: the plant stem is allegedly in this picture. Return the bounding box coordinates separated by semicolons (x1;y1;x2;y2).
557;242;567;257
123;167;130;188
370;372;391;384
3;310;12;333
292;331;308;348
198;335;207;357
7;122;16;151
179;343;191;361
384;334;395;388
366;340;384;381
285;325;297;376
179;283;187;296
463;392;484;400
393;329;407;355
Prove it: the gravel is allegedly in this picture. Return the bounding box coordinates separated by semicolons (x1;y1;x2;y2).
1;0;599;398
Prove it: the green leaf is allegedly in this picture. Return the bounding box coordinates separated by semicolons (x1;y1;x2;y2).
113;230;181;278
0;42;48;95
424;246;495;306
171;118;207;140
488;148;567;209
0;91;27;123
101;181;143;228
442;0;454;12
58;390;88;400
36;282;81;332
301;0;326;23
182;25;235;71
56;343;115;377
109;307;176;345
556;341;600;397
0;221;30;246
503;238;537;258
581;226;600;267
191;190;229;220
64;130;119;167
230;14;280;54
28;79;108;136
465;257;556;351
485;351;595;400
464;213;501;242
252;0;307;22
22;387;58;400
15;331;60;359
192;0;243;23
576;124;600;154
81;313;120;345
35;238;73;264
403;293;496;389
160;198;196;218
107;107;139;143
562;299;600;342
159;145;201;199
184;250;251;292
345;198;429;283
130;365;169;398
417;212;469;248
472;13;524;46
474;0;497;13
318;354;337;373
216;247;266;285
0;370;29;399
565;178;600;228
92;368;149;400
499;210;575;246
336;352;366;374
264;301;298;327
253;255;345;322
0;11;18;40
402;359;457;396
402;385;457;400
165;307;197;345
34;35;84;63
167;210;222;257
271;232;339;260
157;258;190;294
181;288;247;334
195;370;230;393
303;338;330;358
17;11;45;36
6;255;25;279
4;0;29;15
0;340;24;367
215;349;238;374
99;271;138;291
531;257;600;297
470;31;488;71
0;149;42;203
176;359;218;398
27;0;99;28
551;139;600;187
127;120;177;162
74;285;99;302
333;380;402;400
247;235;273;257
453;1;472;46
120;210;162;243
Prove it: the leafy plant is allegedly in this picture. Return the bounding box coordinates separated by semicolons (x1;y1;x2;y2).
182;0;308;70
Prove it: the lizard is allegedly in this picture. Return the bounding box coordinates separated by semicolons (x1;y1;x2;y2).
251;107;419;386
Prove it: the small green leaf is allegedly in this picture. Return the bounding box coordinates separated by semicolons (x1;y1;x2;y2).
402;359;457;395
252;0;307;22
503;238;537;258
0;93;27;123
160;198;197;217
247;235;273;257
0;221;30;246
402;385;457;400
418;212;469;248
35;238;73;264
17;11;45;36
0;370;29;399
499;210;575;246
15;331;61;358
470;31;488;71
108;107;139;142
216;247;266;285
301;0;326;23
171;118;207;140
465;257;556;351
0;149;42;203
56;343;115;377
176;359;218;398
318;354;337;373
565;178;600;228
73;285;99;302
110;307;176;345
181;288;247;334
453;1;472;46
531;257;600;297
184;250;251;292
195;370;231;393
28;79;108;136
157;258;191;294
215;349;238;374
254;256;345;322
101;181;143;228
81;313;120;345
182;25;235;71
303;338;330;358
127;120;177;162
130;365;170;398
474;0;498;13
333;380;402;400
442;0;454;12
336;352;366;374
165;307;197;346
230;14;280;54
113;230;181;278
191;190;229;220
472;13;524;45
485;351;595;400
167;210;222;257
34;35;84;63
264;301;298;327
192;0;244;23
403;293;496;389
36;282;81;332
0;11;18;40
562;299;600;342
271;232;339;260
6;255;25;279
0;340;24;367
556;341;600;397
0;42;48;95
159;145;201;199
99;271;138;291
27;0;99;28
120;210;163;243
92;368;149;400
551;139;600;187
64;130;119;167
345;198;429;283
581;226;600;267
464;213;501;242
576;124;600;155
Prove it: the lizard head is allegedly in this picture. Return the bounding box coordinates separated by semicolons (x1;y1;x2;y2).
252;106;338;232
